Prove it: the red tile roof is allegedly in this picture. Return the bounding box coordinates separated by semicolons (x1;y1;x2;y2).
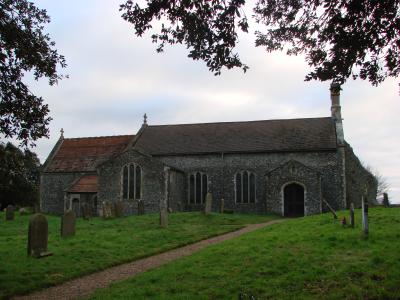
46;135;134;172
68;175;98;193
134;117;337;155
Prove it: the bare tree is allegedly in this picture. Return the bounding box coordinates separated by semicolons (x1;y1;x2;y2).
374;171;390;200
364;164;390;203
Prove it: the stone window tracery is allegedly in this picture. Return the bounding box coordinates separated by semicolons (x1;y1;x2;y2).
235;171;256;203
122;163;142;200
188;172;208;204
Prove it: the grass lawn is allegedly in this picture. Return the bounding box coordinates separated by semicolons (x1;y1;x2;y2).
0;211;277;299
89;207;400;300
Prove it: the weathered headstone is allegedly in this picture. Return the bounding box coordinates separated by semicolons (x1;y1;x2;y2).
138;200;145;215
27;214;52;258
220;198;225;214
362;196;369;236
114;201;124;218
61;210;76;237
383;193;390;207
81;202;91;220
349;203;355;228
5;205;14;221
102;201;113;219
160;208;168;228
204;192;212;214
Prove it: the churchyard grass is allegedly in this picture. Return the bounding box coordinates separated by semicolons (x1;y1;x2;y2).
89;207;400;300
0;212;278;299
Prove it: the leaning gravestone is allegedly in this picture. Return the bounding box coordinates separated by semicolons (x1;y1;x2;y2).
6;205;15;221
61;210;76;238
114;201;124;218
102;201;113;219
160;208;168;228
138;200;145;215
27;213;52;258
204;192;212;214
81;202;91;220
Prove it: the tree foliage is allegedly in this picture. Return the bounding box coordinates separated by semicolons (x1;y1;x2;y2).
0;141;41;209
121;0;249;75
0;0;66;146
121;0;400;85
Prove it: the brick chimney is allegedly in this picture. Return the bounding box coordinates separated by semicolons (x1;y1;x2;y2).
330;83;344;145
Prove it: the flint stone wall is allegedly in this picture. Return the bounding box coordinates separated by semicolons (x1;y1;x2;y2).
266;160;321;215
168;170;185;212
40;173;82;215
158;150;344;214
345;142;377;207
42;146;366;216
98;150;165;215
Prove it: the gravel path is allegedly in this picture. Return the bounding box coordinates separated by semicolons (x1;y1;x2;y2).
13;219;284;300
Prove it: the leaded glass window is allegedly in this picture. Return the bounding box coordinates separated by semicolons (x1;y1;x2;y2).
235;171;256;203
121;164;142;200
188;172;208;204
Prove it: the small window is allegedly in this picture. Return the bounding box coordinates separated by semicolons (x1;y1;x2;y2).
121;163;142;200
235;171;256;203
188;172;208;204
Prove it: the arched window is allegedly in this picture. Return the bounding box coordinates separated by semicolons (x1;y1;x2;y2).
235;171;256;203
188;172;208;204
121;163;142;200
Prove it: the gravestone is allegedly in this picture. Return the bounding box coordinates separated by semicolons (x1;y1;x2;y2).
160;208;168;228
349;203;355;228
27;214;52;258
114;201;124;218
81;202;91;220
362;196;369;236
204;192;212;214
220;198;225;214
102;201;113;219
6;205;14;221
138;200;145;215
61;210;76;237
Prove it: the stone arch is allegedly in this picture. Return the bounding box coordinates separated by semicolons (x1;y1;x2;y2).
282;182;305;217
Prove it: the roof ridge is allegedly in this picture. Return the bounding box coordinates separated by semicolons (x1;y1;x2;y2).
147;116;332;128
63;134;135;140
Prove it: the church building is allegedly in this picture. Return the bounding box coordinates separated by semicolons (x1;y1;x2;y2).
40;84;377;217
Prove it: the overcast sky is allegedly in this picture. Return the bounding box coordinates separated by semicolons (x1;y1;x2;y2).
12;1;400;202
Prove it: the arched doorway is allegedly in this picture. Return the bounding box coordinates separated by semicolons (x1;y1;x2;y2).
283;183;304;217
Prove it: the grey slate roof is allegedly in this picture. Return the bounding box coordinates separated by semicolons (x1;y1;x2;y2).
133;117;337;155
